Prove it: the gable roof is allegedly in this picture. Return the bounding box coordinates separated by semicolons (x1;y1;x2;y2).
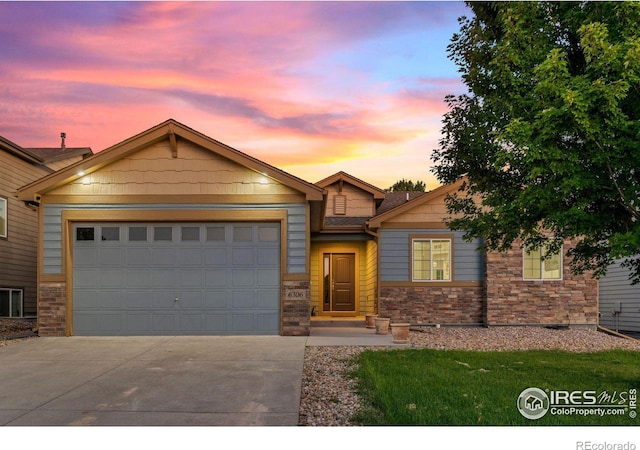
315;171;386;200
17;119;325;202
0;135;45;165
26;147;93;164
375;191;426;215
366;178;465;229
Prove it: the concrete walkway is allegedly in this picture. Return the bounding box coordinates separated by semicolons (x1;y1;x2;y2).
0;328;407;426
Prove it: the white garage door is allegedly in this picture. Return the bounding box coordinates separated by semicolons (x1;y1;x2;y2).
72;222;280;335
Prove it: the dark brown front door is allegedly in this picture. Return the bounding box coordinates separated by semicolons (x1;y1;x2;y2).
322;253;356;312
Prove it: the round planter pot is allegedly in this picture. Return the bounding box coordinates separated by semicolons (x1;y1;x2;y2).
391;323;410;344
365;314;378;329
374;317;390;335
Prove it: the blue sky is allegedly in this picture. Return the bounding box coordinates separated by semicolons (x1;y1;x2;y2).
0;1;469;189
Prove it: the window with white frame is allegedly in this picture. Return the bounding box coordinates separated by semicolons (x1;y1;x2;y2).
523;241;562;280
0;289;23;317
412;238;451;281
0;196;7;238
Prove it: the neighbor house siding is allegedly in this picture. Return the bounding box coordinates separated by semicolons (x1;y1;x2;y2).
0;151;49;316
42;203;308;275
599;259;640;333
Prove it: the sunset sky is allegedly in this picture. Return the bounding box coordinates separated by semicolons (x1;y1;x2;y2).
0;1;469;190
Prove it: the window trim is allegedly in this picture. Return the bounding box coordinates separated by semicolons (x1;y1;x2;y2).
410;235;453;282
522;240;563;281
0;288;24;318
0;196;7;239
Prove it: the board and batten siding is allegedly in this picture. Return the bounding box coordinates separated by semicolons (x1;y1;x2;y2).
379;228;484;282
599;259;640;333
42;203;308;275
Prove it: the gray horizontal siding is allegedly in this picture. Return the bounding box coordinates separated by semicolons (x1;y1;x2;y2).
599;259;640;333
43;203;307;275
380;228;484;282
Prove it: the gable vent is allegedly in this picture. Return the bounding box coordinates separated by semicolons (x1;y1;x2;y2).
333;195;347;215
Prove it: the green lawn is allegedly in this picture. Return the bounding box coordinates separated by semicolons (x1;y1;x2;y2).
351;349;640;426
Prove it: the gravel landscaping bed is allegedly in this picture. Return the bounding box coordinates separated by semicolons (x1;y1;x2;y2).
298;326;640;426
0;319;38;347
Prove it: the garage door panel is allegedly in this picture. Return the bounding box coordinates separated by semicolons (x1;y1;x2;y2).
233;248;255;265
125;270;150;288
125;291;152;309
204;269;227;287
99;248;123;266
152;269;179;287
258;248;279;265
152;291;179;309
126;313;151;333
204;291;230;309
151;248;176;265
152;313;175;332
179;291;204;309
257;290;279;308
126;248;150;266
258;269;279;287
74;247;97;266
257;313;279;332
232;269;255;286
179;248;203;265
205;248;227;265
180;269;204;287
100;270;124;288
73;222;280;336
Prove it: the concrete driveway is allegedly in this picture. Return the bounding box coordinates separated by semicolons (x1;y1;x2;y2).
0;336;307;426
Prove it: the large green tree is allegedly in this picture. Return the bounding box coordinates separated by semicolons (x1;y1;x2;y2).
432;2;640;282
387;179;426;192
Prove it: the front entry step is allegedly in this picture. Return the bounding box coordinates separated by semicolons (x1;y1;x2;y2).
311;317;366;328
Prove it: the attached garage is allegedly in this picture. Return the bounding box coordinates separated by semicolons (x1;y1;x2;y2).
18;119;324;336
72;222;281;335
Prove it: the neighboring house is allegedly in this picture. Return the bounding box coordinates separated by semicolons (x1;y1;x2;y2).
16;119;598;336
599;260;640;334
0;135;91;318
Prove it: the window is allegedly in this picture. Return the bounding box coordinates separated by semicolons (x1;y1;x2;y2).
523;242;562;280
154;226;173;241
101;227;120;241
0;196;6;238
412;238;451;281
76;227;95;241
128;226;147;241
0;289;23;317
181;226;200;241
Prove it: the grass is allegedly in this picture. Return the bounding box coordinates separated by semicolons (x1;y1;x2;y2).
351;348;640;426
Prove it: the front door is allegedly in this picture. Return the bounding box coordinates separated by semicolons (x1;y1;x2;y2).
322;253;356;313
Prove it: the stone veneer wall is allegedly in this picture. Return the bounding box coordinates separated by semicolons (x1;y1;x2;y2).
281;280;310;336
485;240;598;327
379;285;485;325
38;282;67;336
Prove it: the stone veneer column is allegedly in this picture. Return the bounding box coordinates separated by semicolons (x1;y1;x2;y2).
281;280;310;336
38;282;67;336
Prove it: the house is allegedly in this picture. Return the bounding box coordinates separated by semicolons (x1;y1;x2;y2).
599;259;640;334
16;119;598;336
1;135;91;318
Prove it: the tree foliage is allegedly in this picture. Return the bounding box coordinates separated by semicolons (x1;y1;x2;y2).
387;179;426;192
432;2;640;282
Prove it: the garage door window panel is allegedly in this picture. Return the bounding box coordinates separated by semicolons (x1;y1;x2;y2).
101;227;120;241
154;226;173;241
128;227;147;242
207;226;226;242
181;226;200;241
